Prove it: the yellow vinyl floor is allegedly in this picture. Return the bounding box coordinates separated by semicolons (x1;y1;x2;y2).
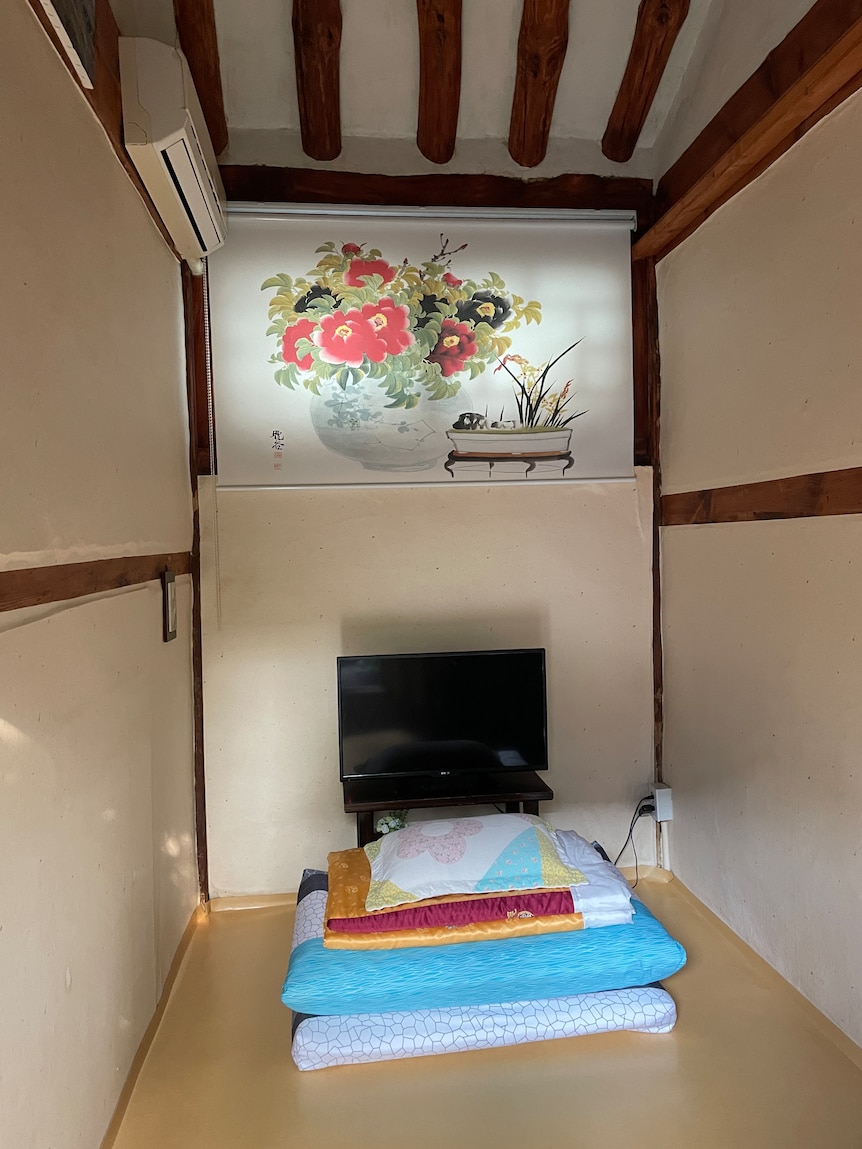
108;878;862;1149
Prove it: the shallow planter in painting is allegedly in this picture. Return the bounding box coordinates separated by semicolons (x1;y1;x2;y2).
446;427;573;457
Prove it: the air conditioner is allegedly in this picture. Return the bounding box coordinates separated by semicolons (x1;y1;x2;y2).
119;37;227;275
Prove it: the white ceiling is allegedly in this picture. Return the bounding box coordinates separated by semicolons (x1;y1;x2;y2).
110;0;817;182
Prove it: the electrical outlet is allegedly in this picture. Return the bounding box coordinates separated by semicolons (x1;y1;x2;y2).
650;783;673;822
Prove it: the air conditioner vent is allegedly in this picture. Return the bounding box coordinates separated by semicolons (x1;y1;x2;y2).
119;38;227;273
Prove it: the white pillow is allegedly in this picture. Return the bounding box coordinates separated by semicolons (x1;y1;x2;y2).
364;813;587;911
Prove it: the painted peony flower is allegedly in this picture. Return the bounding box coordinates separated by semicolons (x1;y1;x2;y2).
263;236;541;410
359;297;414;356
456;290;513;329
428;318;478;377
314;309;386;367
343;258;396;288
281;317;317;370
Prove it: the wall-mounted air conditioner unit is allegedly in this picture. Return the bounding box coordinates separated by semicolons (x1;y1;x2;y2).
119;37;227;274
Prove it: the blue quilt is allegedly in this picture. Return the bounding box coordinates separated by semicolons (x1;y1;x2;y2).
282;871;686;1017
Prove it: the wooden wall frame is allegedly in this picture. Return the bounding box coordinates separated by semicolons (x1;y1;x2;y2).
218;167;656;234
0;552;191;613
662;468;862;526
181;263;210;903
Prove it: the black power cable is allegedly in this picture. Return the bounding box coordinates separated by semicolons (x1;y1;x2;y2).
614;796;655;887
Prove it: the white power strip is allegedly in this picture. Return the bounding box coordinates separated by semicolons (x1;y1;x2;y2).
650;783;673;822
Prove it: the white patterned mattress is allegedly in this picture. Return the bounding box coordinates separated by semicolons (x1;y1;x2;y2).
292;986;677;1070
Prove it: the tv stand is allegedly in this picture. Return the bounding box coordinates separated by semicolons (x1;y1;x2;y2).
342;770;554;847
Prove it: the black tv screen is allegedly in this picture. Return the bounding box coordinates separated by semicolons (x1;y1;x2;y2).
337;649;548;780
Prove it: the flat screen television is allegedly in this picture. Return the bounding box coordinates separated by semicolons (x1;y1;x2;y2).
337;648;547;781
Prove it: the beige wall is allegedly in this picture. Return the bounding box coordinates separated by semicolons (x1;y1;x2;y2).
1;16;191;568
0;586;197;1145
201;477;657;896
0;3;198;1145
658;89;862;495
657;92;862;1047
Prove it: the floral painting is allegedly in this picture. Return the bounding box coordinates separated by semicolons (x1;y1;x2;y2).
207;211;635;486
263;235;542;408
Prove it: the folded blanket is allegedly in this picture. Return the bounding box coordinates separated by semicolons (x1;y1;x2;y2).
324;848;585;950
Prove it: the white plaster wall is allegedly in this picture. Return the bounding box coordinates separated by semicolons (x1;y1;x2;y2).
657;87;862;1048
201;477;657;896
1;4;192;569
658;89;862;495
1;3;198;1144
661;519;862;1045
0;586;197;1148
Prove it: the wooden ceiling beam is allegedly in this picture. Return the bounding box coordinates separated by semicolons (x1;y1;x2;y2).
173;0;228;156
219;166;655;232
292;0;342;162
602;0;690;164
508;0;569;168
634;0;862;261
416;0;462;165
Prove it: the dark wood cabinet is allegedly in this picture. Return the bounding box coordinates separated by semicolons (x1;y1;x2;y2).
342;770;554;846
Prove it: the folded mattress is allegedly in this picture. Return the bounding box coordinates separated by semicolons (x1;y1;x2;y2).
291;986;677;1070
282;869;686;1017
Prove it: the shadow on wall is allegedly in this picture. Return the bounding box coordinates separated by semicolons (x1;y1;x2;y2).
340;610;550;657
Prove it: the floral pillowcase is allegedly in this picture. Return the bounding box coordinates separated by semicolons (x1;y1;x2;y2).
363;813;587;912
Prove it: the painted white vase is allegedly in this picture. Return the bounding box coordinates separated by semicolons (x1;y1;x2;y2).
309;378;470;472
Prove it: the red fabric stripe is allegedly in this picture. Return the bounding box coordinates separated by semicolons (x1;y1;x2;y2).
328;889;575;934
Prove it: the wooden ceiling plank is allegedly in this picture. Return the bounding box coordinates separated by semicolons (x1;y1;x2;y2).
635;0;862;261
508;0;569;168
220;166;655;232
416;0;462;164
602;0;690;164
292;0;342;162
173;0;228;156
662;468;862;525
